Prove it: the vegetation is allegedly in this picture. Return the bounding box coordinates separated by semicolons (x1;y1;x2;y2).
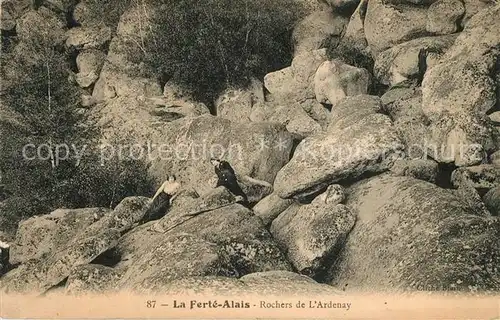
128;0;305;104
0;22;154;235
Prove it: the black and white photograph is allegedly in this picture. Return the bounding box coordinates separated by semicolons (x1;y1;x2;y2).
0;0;499;318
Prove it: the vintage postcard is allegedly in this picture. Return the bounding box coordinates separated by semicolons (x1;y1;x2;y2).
1;0;499;318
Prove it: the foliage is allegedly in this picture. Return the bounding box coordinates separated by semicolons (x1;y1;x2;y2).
130;0;305;104
0;23;154;235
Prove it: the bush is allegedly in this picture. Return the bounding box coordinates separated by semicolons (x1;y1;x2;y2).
131;0;305;104
0;24;154;235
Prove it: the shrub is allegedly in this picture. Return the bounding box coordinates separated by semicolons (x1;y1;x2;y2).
130;0;305;104
0;23;154;235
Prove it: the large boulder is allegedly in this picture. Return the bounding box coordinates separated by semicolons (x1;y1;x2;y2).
253;192;295;226
0;229;121;294
65;264;123;294
390;159;439;183
264;49;328;102
329;175;500;292
75;49;106;88
364;0;429;56
129;271;341;296
381;85;429;160
426;0;465;35
118;232;236;292
421;6;500;165
9;208;109;265
91;3;162;103
215;79;264;122
65;25;112;51
148;114;294;196
374;35;457;86
250;99;322;138
292;9;347;57
271;200;356;278
274;95;404;198
111;199;293;292
451;165;500;191
313;60;370;106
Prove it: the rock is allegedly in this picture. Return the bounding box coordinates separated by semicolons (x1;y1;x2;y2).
79;196;151;237
489;112;500;124
264;49;328;102
148;114;294;196
452;182;491;216
9;208;109;265
16;8;66;45
364;0;429;56
216;79;264;122
274;95;404;198
310;184;346;205
113;201;292;290
329;94;382;130
65;264;123;294
65;25;112;50
0;0;30;31
253;192;295;226
271;202;356;277
451;165;500;191
239;270;341;295
148;271;341;296
390;159;439;183
374;35;457;86
313;60;370;106
151;276;249;295
483;186;500;216
300;98;331;129
155;203;293;275
426;0;465;35
329;175;500;292
421;6;500;165
92;3;162;103
236;175;274;205
292;10;347;57
250;99;322;138
490;150;500;166
337;0;371;60
75;49;106;88
425;112;497;166
118;233;235;292
0;229;121;294
381;85;429;160
461;0;496;28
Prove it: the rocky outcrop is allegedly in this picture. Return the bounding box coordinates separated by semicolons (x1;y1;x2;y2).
148;114;294;196
253;193;295;226
215;80;264;122
329;175;500;292
426;0;465;35
374;35;457;86
390;159;439;183
274;95;404;198
0;229;121;294
250;99;322;138
421;5;500;166
292;9;347;57
364;0;429;56
65;264;123;295
271;200;356;278
314;60;370;106
264;49;328;102
9;208;110;265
